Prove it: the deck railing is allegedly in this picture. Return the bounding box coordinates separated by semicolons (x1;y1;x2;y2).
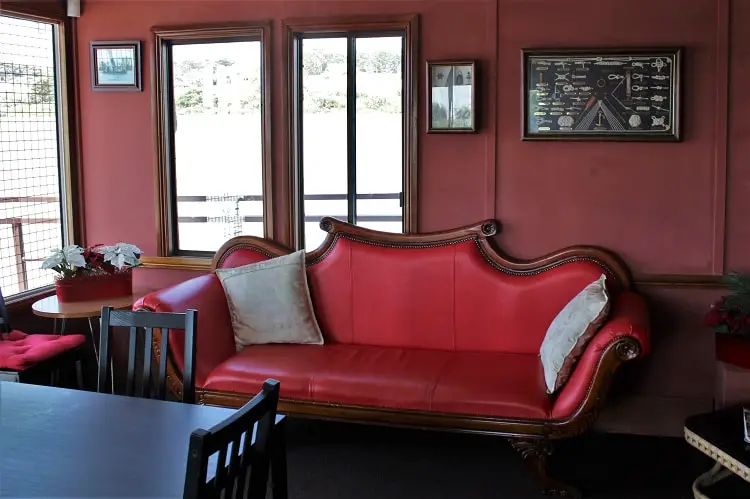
0;196;61;293
1;192;401;292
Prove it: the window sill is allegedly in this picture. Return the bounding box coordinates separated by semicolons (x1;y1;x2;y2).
139;256;213;271
5;285;55;311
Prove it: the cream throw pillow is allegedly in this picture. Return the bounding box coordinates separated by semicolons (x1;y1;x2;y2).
540;274;610;394
216;250;324;350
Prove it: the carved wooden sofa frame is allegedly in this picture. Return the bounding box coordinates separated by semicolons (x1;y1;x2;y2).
144;218;646;498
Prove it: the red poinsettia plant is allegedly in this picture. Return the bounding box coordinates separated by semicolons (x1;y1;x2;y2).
83;245;109;272
705;272;750;336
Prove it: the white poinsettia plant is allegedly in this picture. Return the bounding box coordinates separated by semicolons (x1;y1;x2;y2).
42;242;143;279
96;243;143;270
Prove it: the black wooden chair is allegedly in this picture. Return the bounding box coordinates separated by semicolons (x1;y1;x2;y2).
98;306;197;402
0;287;85;387
183;379;283;499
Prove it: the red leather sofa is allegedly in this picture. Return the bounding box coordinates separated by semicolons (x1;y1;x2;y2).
136;218;650;496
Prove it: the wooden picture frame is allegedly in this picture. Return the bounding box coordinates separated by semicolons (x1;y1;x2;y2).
90;40;142;92
522;48;681;141
427;60;476;133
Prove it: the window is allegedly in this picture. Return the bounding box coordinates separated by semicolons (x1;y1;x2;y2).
153;24;272;257
287;17;418;249
0;13;71;298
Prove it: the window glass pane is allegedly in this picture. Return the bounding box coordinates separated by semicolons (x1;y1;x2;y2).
356;198;402;234
304;198;347;250
171;41;263;253
355;36;403;233
300;37;348;248
0;15;65;297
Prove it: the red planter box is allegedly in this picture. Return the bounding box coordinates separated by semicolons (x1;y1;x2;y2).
55;272;133;303
716;333;750;370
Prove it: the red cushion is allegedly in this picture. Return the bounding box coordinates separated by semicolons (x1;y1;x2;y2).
306;237;618;354
202;344;333;400
0;330;85;371
308;345;452;410
202;344;452;410
430;351;550;419
202;344;551;419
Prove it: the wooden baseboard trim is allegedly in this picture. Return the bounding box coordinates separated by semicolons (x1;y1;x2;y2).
4;286;55;311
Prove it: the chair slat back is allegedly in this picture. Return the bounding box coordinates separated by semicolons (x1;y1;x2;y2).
98;307;197;403
183;379;280;499
0;286;9;334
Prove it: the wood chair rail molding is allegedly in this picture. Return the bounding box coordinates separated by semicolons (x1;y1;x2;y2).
3;286;55;311
634;273;725;288
143;214;724;289
139;256;212;271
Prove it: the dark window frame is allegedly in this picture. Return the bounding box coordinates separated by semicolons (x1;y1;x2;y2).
0;9;81;303
152;23;274;259
284;15;419;249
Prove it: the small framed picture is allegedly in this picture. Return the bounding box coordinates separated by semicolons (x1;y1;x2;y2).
427;60;476;133
90;40;142;92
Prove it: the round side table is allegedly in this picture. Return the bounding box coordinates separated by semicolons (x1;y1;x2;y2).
32;293;143;391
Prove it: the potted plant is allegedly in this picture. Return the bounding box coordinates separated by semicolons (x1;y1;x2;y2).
705;272;750;370
41;243;142;302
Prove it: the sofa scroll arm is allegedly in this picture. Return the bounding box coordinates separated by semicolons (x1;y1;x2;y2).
550;333;645;428
550;291;650;427
134;273;237;400
509;333;644;498
612;334;642;362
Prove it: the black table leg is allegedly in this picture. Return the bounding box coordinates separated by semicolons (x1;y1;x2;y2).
271;418;288;499
86;317;98;360
75;359;84;390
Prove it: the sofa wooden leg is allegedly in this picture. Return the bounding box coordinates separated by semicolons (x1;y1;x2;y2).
509;439;581;498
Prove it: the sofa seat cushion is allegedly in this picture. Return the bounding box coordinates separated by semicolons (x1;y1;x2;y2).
430;351;551;419
201;345;551;419
201;343;332;400
201;344;452;411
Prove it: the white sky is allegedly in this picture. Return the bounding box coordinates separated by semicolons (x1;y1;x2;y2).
172;41;260;65
0;15;54;66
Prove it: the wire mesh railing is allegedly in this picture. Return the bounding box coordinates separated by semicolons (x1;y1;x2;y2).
0;192;402;292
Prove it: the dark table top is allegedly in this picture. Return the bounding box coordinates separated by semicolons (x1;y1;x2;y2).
0;382;269;498
685;407;750;476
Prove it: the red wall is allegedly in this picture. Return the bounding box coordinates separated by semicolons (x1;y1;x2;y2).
77;0;499;252
497;0;723;275
76;0;747;435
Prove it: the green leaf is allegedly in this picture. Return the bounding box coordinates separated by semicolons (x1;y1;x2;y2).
722;271;750;315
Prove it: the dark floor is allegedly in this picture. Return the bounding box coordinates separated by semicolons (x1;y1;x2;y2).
282;419;748;499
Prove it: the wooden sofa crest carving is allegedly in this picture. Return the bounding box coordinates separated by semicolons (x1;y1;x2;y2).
136;217;650;497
